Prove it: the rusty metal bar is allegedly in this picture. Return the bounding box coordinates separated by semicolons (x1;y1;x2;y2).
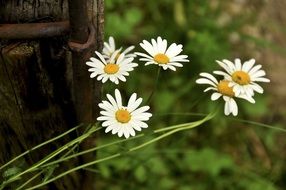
68;0;89;43
0;21;70;39
68;24;95;53
68;0;93;123
68;0;97;189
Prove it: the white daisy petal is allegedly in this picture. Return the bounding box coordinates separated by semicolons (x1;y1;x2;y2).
109;36;115;51
128;97;143;112
242;59;255;72
230;98;238;116
115;89;122;108
102;76;109;83
105;125;114;133
200;72;218;84
131;106;150;115
90;72;98;78
95;51;107;64
86;50;138;84
168;62;183;67
203;87;217;92
151;38;158;52
238;94;255;104
135;121;149;129
136;37;189;71
220;60;236;74
165;43;182;58
129;127;136;137
111;125;120;134
123;128;130;139
102;36;135;60
250;83;264;93
251;70;266;78
215;58;270;98
159;39;168;53
123;45;135;54
167;65;177;71
107;94;118;109
213;70;231;78
130;122;142;131
211;92;222;101
234;58;242;70
140;40;155;56
248;64;262;75
253;77;270;83
197;72;242;116
117;128;124;137
97;89;152;138
196;78;217;87
224;100;230;116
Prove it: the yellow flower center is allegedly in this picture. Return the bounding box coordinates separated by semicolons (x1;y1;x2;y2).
231;71;251;85
154;53;169;64
115;109;131;123
104;63;119;74
217;80;235;97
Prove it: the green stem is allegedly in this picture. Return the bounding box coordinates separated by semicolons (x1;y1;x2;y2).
0;124;84;171
154;121;197;133
25;153;121;190
130;113;214;152
2;125;101;187
40;121;199;169
82;167;100;173
146;67;161;104
15;171;43;190
24;113;214;190
40;135;143;169
228;118;286;133
154;112;209;117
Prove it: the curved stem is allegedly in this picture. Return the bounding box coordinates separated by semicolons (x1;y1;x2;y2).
146;67;161;104
40;135;143;168
2;125;101;187
0;124;84;171
15;171;43;190
40;120;203;169
153;112;209;117
228;118;286;133
24;113;215;190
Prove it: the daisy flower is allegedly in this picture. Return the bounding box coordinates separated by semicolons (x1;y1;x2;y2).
135;36;189;71
196;72;255;116
97;89;152;138
86;51;138;84
102;36;136;60
214;58;270;97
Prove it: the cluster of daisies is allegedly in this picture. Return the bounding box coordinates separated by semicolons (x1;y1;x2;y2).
196;58;270;116
85;36;269;138
86;36;189;138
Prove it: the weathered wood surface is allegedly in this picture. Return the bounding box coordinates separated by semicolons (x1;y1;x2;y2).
0;0;103;189
0;0;69;23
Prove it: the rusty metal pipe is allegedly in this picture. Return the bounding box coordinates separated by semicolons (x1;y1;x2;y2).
0;21;70;39
68;0;89;43
68;0;92;123
68;0;97;189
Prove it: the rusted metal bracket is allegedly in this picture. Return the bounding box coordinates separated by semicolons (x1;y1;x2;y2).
68;24;96;53
0;21;70;39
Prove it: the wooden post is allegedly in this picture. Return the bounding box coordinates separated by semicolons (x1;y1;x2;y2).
0;0;103;189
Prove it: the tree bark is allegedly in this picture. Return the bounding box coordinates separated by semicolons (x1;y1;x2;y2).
0;0;103;189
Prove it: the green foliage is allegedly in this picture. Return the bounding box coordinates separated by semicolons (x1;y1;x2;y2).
2;167;22;179
97;0;283;190
184;148;234;176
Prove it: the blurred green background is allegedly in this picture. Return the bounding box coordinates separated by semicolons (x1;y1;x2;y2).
96;0;286;189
